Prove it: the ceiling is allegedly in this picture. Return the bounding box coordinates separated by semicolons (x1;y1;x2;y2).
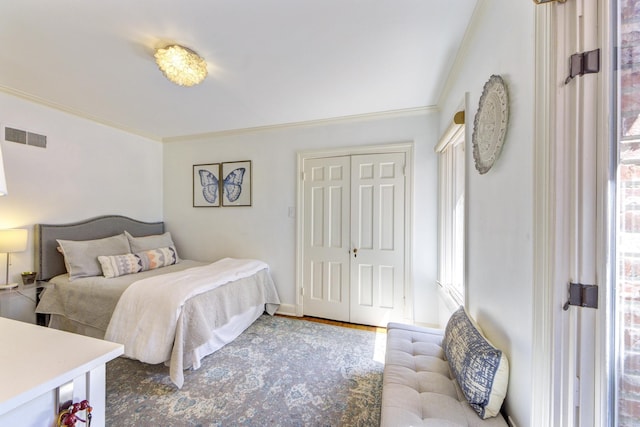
0;1;477;141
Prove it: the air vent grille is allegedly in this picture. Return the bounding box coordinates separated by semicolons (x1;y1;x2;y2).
5;127;26;144
5;126;47;148
27;132;47;148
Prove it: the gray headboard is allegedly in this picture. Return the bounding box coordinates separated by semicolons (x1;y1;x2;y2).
35;215;164;281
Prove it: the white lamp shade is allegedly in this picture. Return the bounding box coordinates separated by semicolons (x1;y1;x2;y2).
0;144;7;196
0;229;28;253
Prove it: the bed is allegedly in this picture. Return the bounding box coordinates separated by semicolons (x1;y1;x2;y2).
34;215;280;388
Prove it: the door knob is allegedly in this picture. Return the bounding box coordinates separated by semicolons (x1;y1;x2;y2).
353;248;358;258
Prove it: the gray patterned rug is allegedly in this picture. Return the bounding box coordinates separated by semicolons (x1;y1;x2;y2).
106;315;386;426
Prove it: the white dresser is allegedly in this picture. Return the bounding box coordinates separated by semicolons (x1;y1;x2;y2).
0;318;123;427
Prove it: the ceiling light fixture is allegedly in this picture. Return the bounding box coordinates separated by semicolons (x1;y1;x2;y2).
154;44;208;87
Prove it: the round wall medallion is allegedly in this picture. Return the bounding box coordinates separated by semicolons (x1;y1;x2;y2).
472;75;509;174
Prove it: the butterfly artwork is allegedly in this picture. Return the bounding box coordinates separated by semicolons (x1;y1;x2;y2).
193;164;221;207
221;161;251;206
221;167;245;202
192;161;252;207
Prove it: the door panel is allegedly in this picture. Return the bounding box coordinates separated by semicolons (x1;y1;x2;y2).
302;157;350;321
380;184;396;250
350;153;405;326
358;185;374;249
357;264;374;307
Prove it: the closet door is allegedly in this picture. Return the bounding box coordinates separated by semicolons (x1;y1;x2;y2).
301;152;406;327
302;156;351;322
350;153;405;326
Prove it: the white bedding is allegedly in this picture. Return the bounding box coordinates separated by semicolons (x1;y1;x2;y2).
37;257;280;388
105;258;268;365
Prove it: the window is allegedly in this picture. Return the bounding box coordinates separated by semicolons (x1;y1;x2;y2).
436;118;465;305
615;1;640;422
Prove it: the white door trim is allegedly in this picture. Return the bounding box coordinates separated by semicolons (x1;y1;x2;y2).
532;3;589;425
532;1;613;425
595;1;613;425
296;142;414;322
531;5;557;426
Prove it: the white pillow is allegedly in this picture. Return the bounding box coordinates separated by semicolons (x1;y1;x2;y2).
57;234;131;281
125;230;177;254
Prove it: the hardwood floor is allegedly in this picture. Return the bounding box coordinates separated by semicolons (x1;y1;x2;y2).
276;314;387;334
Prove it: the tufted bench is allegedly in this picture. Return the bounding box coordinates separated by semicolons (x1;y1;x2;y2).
381;309;509;427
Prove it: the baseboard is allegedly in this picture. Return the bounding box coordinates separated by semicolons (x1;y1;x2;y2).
275;303;298;317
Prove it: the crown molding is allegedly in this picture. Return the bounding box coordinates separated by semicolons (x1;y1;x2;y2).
0;84;438;144
162;106;437;143
0;85;163;142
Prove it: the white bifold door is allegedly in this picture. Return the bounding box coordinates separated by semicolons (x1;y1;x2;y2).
301;152;406;327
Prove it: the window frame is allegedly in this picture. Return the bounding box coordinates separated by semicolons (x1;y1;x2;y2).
436;116;466;307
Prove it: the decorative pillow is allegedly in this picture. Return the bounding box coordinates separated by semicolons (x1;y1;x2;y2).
57;234;131;281
125;230;177;255
136;246;179;271
98;253;142;278
97;246;179;278
443;306;509;419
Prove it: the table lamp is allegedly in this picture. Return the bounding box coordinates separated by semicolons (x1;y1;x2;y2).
0;229;28;289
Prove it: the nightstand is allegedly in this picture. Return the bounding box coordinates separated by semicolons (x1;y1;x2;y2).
0;282;47;325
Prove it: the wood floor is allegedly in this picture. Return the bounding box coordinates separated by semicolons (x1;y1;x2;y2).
277;314;387;334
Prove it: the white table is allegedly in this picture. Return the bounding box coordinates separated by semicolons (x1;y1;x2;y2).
0;318;123;427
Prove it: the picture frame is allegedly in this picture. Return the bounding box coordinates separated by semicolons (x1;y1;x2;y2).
193;163;221;207
221;160;252;207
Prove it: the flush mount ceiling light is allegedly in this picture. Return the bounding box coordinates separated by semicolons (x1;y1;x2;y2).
154;44;208;87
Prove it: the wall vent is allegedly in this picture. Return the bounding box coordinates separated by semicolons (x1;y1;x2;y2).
5;127;26;144
27;132;47;148
5;126;47;148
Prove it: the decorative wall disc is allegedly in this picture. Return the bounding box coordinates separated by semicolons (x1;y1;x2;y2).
472;75;509;174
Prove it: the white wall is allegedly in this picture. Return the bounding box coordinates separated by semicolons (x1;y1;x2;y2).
438;1;535;426
0;2;535;419
0;92;163;284
163;111;440;325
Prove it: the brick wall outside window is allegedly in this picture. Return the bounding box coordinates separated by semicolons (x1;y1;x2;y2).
618;1;640;425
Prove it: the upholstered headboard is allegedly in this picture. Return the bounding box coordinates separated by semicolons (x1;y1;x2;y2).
35;215;164;281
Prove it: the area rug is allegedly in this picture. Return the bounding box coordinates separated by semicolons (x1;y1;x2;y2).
106;315;386;426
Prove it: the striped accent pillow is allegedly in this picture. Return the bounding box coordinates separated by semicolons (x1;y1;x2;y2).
136;246;179;271
443;306;509;419
98;253;142;278
98;246;179;278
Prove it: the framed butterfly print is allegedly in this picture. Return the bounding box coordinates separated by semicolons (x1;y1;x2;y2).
193;163;221;207
221;160;252;206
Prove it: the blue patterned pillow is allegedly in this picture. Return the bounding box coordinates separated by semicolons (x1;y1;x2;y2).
443;306;509;419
